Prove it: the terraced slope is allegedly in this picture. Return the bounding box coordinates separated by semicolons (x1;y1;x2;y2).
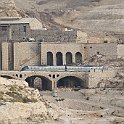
55;2;124;33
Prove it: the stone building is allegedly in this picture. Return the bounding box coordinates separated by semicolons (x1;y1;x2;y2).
0;17;43;41
0;17;124;90
0;41;118;71
0;17;119;71
0;17;77;42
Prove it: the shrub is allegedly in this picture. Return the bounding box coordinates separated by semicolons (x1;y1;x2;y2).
6;91;37;103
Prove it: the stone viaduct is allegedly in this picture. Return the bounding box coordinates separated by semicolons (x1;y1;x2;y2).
0;69;116;90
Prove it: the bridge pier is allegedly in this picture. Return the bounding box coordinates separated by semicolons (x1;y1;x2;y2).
52;80;55;90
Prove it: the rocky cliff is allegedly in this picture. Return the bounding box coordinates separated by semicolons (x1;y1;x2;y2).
0;77;63;123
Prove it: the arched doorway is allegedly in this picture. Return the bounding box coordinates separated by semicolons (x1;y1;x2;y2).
47;52;53;66
25;76;52;91
75;52;82;65
66;52;73;65
56;52;63;66
57;76;86;89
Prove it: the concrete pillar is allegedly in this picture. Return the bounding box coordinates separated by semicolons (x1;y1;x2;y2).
52;80;56;90
40;45;47;65
53;53;56;65
2;43;9;70
63;53;66;65
83;45;89;61
73;53;75;64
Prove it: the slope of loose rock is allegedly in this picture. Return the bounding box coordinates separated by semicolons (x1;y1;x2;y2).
0;77;63;123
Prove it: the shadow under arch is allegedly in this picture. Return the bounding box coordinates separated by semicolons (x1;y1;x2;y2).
57;76;87;89
25;75;52;91
1;75;14;79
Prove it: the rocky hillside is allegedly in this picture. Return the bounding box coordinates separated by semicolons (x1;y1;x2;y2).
0;77;63;123
0;0;26;17
0;0;124;41
14;0;124;33
55;0;124;33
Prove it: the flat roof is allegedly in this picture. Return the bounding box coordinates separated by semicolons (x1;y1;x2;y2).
0;17;38;25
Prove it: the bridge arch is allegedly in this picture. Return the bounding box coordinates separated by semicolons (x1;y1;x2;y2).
25;75;52;91
57;76;86;89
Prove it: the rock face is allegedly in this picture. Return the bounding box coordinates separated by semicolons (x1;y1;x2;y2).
0;77;63;123
0;0;123;41
0;0;26;17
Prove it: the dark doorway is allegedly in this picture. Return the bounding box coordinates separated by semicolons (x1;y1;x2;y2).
66;52;73;65
57;76;85;89
25;76;52;91
75;52;82;65
47;52;53;65
8;43;14;70
56;52;63;66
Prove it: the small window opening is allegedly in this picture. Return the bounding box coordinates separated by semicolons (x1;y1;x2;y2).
53;75;55;78
97;52;100;54
2;26;7;31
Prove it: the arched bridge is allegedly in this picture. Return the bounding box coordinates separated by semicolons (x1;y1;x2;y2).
0;71;89;90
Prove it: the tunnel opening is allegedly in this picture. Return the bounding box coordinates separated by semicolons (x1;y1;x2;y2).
57;76;86;89
25;76;52;91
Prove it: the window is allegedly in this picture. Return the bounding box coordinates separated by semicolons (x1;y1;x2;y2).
75;52;82;65
97;52;100;54
56;52;63;66
23;26;26;32
53;75;55;78
1;26;7;31
104;40;108;43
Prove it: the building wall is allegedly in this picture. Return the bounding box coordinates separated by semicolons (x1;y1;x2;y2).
2;42;9;70
84;43;117;60
117;44;124;58
0;41;120;71
0;24;30;41
0;25;10;41
89;69;117;88
14;42;41;70
29;18;43;30
31;30;77;42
